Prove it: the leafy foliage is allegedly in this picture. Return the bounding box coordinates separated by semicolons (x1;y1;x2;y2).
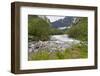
50;28;65;35
28;15;51;41
67;17;88;41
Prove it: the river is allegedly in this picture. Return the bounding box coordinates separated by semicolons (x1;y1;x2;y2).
50;34;80;43
28;34;80;53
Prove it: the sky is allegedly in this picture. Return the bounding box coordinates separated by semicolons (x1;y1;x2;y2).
46;16;65;22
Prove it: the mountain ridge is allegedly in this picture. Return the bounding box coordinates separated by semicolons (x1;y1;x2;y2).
52;16;74;28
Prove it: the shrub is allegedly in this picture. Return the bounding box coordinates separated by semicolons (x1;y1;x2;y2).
28;15;51;41
67;17;88;41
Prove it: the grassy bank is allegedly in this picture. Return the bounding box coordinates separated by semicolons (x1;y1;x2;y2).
28;43;88;60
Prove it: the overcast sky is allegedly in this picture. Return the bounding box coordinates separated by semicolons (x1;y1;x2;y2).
46;16;65;22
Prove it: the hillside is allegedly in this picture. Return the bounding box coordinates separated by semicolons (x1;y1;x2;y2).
52;16;74;28
28;15;51;41
67;17;88;41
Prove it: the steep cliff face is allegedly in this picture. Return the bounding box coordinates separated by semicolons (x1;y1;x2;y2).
38;15;51;24
51;16;82;28
51;16;74;28
34;15;82;30
72;17;81;24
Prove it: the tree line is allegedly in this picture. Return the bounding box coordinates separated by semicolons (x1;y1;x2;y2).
28;15;88;42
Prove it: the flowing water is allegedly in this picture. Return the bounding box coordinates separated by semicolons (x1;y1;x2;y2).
28;34;80;53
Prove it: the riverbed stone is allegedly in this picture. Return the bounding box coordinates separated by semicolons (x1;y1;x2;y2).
28;35;80;53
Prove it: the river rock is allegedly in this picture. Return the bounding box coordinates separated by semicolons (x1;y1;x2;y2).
28;35;81;53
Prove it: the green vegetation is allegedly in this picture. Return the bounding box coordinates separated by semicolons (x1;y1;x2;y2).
50;28;65;35
67;17;88;41
28;16;88;60
28;15;51;41
28;43;87;60
28;16;88;41
28;15;66;41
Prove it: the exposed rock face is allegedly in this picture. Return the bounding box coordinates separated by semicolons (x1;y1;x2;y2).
38;16;82;29
52;16;74;28
38;15;51;24
72;17;81;24
51;16;82;29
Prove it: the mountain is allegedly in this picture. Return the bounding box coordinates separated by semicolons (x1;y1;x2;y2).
38;15;81;30
38;16;51;23
52;16;74;28
51;16;81;29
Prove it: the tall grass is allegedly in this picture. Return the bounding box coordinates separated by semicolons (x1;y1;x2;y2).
28;43;88;60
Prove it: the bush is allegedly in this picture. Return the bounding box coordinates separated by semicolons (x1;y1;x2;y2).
67;17;88;41
50;28;65;35
28;15;51;41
